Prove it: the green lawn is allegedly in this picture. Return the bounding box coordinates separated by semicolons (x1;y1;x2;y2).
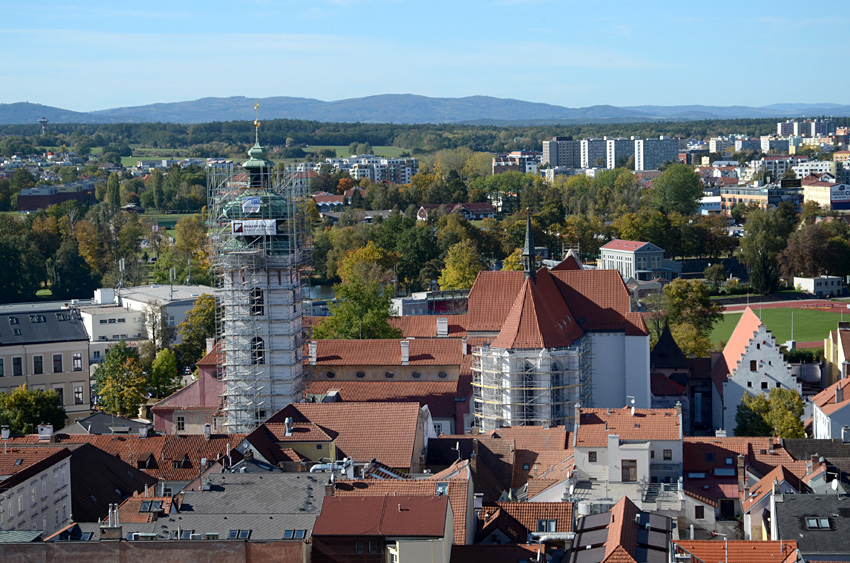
711;307;844;348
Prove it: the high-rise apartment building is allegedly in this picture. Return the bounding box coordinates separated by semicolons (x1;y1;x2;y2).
542;137;581;168
606;138;635;169
580;138;607;168
634;137;678;171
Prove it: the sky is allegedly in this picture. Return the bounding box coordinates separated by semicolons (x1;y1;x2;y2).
1;0;846;112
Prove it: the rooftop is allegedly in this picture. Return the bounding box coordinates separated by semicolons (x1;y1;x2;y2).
312;495;448;537
575;408;680;448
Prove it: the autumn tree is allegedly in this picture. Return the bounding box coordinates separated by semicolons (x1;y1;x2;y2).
734;388;805;438
94;341;148;417
662;279;722;336
0;385;66;435
439;240;485;290
143;301;176;352
502;248;523;271
670;322;713;358
175;293;216;370
704;263;727;288
149;348;181;399
107;172;121;213
312;278;402;340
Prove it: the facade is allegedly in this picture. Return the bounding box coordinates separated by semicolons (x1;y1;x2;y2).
711;308;800;435
116;285;214;345
803;181;850;210
634;137;678;171
0;309;91;421
811;378;850;439
0;448;72;536
469;218;650;432
794;275;844;297
542;137;580;168
580;138;607;168
599;239;677;281
492;151;541;174
606;137;635;169
792;159;837;179
823;322;850;386
16;180;95;212
208;124;311;433
719;185;803;215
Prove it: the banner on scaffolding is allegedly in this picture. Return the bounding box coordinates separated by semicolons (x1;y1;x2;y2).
231;219;277;235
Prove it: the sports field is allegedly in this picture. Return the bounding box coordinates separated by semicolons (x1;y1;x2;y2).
710;307;844;348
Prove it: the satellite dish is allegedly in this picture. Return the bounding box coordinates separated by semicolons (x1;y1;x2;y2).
832;479;840;491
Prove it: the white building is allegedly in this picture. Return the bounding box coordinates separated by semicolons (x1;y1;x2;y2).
711;308;801;435
0;445;72;536
599;239;677;281
792;160;837;179
635;137;678;171
580;138;608;169
812;378;850;440
794;276;844;297
606;137;635;169
114;285;214;344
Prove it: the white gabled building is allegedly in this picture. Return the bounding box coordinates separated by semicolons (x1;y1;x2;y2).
812;378;850;440
0;445;72;536
711;308;801;435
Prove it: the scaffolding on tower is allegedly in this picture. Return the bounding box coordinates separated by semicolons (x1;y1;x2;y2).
207;112;312;433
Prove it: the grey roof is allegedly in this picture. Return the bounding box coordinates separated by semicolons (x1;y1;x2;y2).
774;493;850;556
58;412;152;435
118;285;214;306
650;324;691;370
783;439;850;461
0;309;89;346
0;530;44;543
83;472;322;541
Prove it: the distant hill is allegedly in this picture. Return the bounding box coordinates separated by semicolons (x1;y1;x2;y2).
2;95;850;126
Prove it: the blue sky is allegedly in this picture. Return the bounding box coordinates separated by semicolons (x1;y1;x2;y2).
1;0;845;112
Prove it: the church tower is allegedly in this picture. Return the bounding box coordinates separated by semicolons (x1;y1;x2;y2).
208;106;311;432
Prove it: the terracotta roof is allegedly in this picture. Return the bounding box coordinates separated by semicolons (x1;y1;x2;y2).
673;540;798;563
429;435;516;492
304;379;463;418
467;269;647;337
742;464;804;513
487;426;569;452
312;495;448;537
651;372;687;396
195;340;222;367
575;408;680;447
711;307;763;392
332;477;470;543
312;194;345;204
308;338;462;366
0;447;68;481
600;239;651;252
252;402;423;469
114;495;175;523
812;377;850;416
551;249;583;271
491;274;584;349
526;453;575;498
485;501;573;533
387;315;467;338
263;421;338;443
604;496;641;562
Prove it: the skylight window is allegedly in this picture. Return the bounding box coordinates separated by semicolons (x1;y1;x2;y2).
806;517;831;529
229;529;251;539
436;482;449;495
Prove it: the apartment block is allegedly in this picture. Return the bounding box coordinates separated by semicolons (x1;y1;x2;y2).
634;136;678;171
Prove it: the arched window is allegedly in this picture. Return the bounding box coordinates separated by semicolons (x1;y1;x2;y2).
356;371;365;379
251;337;265;365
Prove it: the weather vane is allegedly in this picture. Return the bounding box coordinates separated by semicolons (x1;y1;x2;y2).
254;102;261;129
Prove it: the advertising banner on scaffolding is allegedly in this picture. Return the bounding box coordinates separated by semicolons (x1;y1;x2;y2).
231;219;277;235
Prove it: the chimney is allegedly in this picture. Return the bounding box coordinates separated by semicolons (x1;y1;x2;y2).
1;426;9;440
203;424;211;440
325;479;335;497
737;454;746;491
436;317;448;338
401;340;410;365
37;424;53;441
285;417;294;437
139;427;148;439
309;341;317;365
205;338;215;354
462;337;467;356
675;401;682;417
837;384;844;404
842;426;850;444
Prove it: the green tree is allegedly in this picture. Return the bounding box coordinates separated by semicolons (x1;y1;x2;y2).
94;342;147;417
651;163;703;215
662;279;721;335
735;388;805;438
438;240;485;290
0;385;66;435
107;172;120;213
749;251;780;295
175;293;216;370
48;238;101;299
312;278;403;340
704;263;726;288
670;322;713;358
150;348;181;399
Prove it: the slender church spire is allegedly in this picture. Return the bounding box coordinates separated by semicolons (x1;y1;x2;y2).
522;209;536;282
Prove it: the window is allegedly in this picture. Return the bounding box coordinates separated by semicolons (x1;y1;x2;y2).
176;416;185;431
695;506;705;519
0;358;3;377
239;530;251;539
651;450;655;459
588;451;597;463
806;517;831;529
72;353;82;371
355;540;364;554
53;354;63;373
438;371;447;378
761;381;768;390
181;530;194;540
74;386;84;405
776;382;781;388
412;371;421;379
435;482;449;496
33;356;44;375
537;519;557;532
622;459;637;482
433;422;444;436
250;288;264;316
663;449;672;460
705;452;715;462
100;319;107;324
251;337;265;365
13;357;22;376
41;481;47;499
385;371;394;379
368;540;378;553
750;360;757;371
54;387;64;406
747;381;752;387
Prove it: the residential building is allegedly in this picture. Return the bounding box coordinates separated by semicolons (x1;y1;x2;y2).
580;138;607;168
493;151;541;174
824;322;850;386
760;136;789;154
674;540;797;563
468;219;650;432
16;180;96;212
416;202;495;222
543;137;580;168
711;307;800;435
599;239;677;281
811;378;850;439
566;496;672;563
151;342;223;434
606;137;635;169
311;495;453;563
792;159;837;179
718;184;803;215
741;465;806;540
0;447;72;536
772;494;850;560
0;308;91;421
634;136;678;171
709;137;734;154
735;138;761;152
793;275;844;297
113;285;214;345
777;120;796;137
478;501;573;544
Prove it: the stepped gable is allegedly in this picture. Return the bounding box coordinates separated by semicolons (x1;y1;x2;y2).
650;324;691;370
711;307;763;391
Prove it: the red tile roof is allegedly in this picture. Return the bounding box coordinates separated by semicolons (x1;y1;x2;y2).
603;496;641;563
741;464;804;513
263;421;338;443
388;315;467;338
115;495;175;523
711;307;763;392
195;340;222;367
313;495;448;537
600;239;651;252
812;377;850;416
484;501;573;533
576;408;680;447
308;338;462;366
651;372;686;396
551;250;583;271
312;194;345;204
487;426;569;452
332;477;469;543
304;379;462;418
673;540;798;563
